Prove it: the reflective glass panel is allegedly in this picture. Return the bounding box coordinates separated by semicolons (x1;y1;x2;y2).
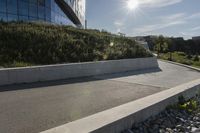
0;0;7;12
38;6;45;19
19;15;29;21
7;0;17;14
0;12;7;21
7;14;18;21
29;4;37;17
18;1;29;16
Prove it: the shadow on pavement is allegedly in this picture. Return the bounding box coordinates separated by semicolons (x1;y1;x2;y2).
0;68;162;92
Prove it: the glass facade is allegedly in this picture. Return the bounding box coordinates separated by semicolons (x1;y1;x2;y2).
0;0;85;26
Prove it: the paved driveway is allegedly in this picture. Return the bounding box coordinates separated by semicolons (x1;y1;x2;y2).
0;61;199;133
95;61;200;88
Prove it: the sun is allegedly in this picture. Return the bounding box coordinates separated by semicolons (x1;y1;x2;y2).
127;0;139;10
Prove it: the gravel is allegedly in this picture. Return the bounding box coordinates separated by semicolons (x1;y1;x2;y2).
123;97;200;133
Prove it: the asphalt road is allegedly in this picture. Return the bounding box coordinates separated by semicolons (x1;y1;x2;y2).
0;61;199;133
95;61;200;88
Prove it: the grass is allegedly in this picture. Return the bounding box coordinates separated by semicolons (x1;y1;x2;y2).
0;61;34;68
159;52;200;68
0;22;152;68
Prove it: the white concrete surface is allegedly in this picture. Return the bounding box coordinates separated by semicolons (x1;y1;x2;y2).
0;57;158;86
41;78;200;133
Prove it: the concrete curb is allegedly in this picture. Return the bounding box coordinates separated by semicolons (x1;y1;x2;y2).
41;78;200;133
0;57;158;86
159;59;200;72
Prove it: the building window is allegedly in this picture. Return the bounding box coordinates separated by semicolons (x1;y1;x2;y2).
7;14;18;21
45;0;51;8
0;12;7;21
29;0;37;4
29;3;37;18
18;1;29;16
38;6;45;19
7;0;17;14
38;0;45;6
19;15;29;21
0;0;7;13
45;8;51;21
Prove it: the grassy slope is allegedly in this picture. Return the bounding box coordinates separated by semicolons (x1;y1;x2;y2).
0;22;152;68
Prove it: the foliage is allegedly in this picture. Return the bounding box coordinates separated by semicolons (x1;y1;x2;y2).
2;61;33;68
153;35;172;56
159;52;200;68
0;22;152;67
167;96;198;113
178;96;198;113
178;95;186;105
194;55;199;61
150;36;200;55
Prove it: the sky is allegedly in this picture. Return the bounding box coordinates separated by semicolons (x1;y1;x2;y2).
86;0;200;39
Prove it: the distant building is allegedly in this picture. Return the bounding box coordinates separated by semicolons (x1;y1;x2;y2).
132;36;145;41
130;35;157;50
192;36;200;41
173;37;184;41
118;32;126;37
136;41;150;51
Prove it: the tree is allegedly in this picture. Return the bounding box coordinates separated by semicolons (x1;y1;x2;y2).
154;35;169;57
167;38;173;61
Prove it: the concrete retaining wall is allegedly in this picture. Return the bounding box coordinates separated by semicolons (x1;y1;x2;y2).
41;78;200;133
0;57;158;86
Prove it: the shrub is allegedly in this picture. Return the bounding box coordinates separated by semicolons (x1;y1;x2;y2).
193;55;199;61
186;54;193;59
179;60;193;65
176;52;186;56
178;96;198;113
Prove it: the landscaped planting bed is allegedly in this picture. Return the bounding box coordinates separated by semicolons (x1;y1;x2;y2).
123;96;200;133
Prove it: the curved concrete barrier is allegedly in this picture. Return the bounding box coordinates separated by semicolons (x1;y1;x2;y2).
159;59;200;72
0;57;158;86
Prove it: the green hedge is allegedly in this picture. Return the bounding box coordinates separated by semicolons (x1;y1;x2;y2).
0;22;152;67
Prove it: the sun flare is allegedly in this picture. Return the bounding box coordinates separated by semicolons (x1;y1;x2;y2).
127;0;139;10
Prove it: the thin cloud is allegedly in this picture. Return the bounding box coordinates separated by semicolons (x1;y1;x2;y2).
139;0;183;8
114;21;124;27
179;31;197;38
134;21;185;33
133;11;200;34
190;26;200;31
160;13;186;21
134;13;186;33
179;32;194;39
187;12;200;19
114;20;125;33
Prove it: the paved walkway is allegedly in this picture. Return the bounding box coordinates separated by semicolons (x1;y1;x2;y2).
95;61;200;88
0;61;199;133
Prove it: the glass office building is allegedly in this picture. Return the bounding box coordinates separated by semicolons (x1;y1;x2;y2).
0;0;85;27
